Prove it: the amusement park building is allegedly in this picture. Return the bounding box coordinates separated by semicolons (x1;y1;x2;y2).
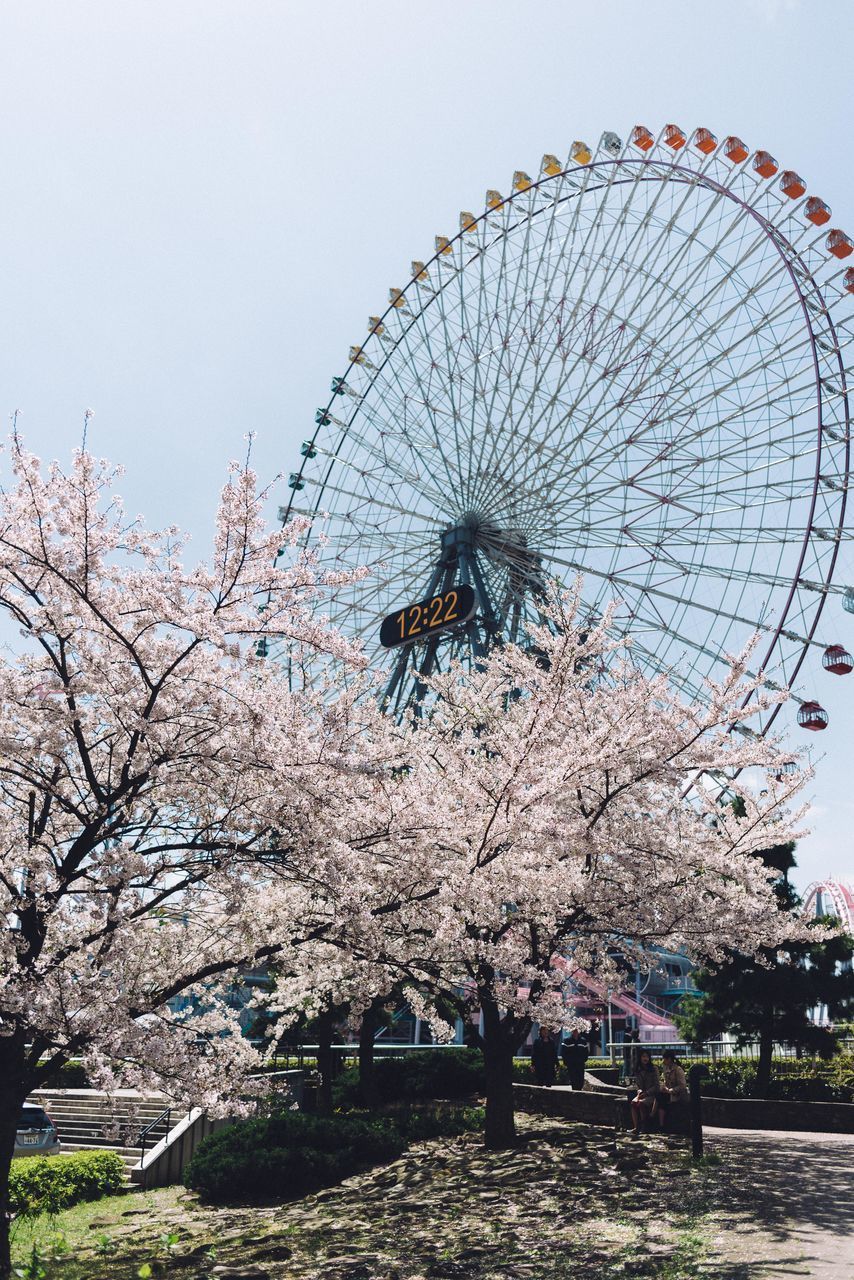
803;879;854;930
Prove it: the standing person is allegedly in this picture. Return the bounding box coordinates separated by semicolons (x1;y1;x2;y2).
531;1027;558;1087
655;1050;688;1129
561;1028;589;1090
629;1049;660;1135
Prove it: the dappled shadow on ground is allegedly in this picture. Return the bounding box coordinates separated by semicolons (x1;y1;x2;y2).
701;1129;854;1278
14;1121;854;1279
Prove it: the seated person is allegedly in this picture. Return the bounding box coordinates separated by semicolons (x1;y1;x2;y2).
655;1050;688;1128
629;1048;660;1135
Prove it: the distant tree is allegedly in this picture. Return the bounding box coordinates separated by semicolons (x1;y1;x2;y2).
675;833;854;1093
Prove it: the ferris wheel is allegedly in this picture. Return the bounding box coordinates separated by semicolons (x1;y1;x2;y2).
280;124;854;729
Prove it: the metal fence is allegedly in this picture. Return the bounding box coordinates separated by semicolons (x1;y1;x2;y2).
258;1037;854;1073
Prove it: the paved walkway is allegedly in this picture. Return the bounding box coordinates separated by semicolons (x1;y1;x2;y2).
702;1127;854;1279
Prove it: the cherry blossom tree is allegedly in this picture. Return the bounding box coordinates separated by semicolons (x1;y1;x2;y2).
0;437;373;1274
270;590;816;1149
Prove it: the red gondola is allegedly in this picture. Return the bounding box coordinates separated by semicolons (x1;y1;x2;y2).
663;124;686;151
822;644;853;675
797;701;828;731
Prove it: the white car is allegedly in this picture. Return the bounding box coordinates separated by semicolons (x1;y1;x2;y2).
14;1104;60;1158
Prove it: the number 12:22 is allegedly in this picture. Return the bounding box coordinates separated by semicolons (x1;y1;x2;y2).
396;591;459;639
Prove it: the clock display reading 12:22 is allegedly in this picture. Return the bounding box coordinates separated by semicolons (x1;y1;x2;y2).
379;583;477;649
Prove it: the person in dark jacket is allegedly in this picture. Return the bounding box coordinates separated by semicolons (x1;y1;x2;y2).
531;1027;558;1086
560;1028;589;1090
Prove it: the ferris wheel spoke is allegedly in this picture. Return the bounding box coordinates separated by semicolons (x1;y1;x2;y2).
549;365;821;522
545;549;822;652
473;221;795;504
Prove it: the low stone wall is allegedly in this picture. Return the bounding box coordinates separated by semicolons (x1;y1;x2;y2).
514;1082;854;1134
587;1067;620;1086
514;1083;691;1135
700;1094;854;1133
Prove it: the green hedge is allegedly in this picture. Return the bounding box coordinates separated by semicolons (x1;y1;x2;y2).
185;1105;484;1205
184;1112;404;1204
704;1057;854;1103
333;1048;485;1107
10;1150;126;1217
34;1061;90;1089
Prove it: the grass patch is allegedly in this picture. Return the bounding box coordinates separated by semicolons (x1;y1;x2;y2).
10;1186;187;1278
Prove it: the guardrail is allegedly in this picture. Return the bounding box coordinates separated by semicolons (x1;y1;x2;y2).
137;1105;171;1158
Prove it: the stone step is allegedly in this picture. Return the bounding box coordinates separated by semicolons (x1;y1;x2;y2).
58;1142;142;1177
43;1109;170;1123
36;1100;167;1113
50;1125;169;1145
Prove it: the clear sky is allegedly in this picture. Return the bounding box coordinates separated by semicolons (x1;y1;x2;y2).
1;0;852;892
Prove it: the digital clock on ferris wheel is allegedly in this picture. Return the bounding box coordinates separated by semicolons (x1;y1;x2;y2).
379;584;477;649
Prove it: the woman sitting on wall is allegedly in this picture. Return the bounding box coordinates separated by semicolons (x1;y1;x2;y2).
655;1050;688;1129
630;1048;660;1135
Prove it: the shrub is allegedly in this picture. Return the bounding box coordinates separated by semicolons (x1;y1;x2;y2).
184;1111;405;1204
704;1056;854;1103
333;1048;485;1107
36;1061;90;1089
392;1105;484;1142
9;1150;126;1218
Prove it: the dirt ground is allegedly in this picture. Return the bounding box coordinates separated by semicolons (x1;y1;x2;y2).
11;1117;853;1279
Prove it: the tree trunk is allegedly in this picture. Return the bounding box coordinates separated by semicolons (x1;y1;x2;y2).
316;1008;334;1115
0;1039;28;1279
480;998;518;1150
756;1022;774;1096
358;1000;381;1110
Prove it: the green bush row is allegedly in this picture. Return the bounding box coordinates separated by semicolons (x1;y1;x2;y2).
184;1104;484;1204
703;1057;854;1103
332;1048;485;1106
10;1150;126;1218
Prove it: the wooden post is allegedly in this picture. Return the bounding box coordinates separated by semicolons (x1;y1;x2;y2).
688;1064;710;1159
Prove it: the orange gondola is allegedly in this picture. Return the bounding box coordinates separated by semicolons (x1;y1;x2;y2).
753;150;778;178
692;127;717;154
780;170;807;199
724;136;749;164
663;124;686;151
805;197;831;226
630;125;654;152
827;229;854;259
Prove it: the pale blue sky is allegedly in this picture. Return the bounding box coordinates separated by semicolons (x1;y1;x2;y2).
1;0;852;890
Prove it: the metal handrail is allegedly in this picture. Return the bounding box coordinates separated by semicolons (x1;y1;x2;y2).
137;1106;171;1158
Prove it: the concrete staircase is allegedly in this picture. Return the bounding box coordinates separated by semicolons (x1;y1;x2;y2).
29;1089;174;1177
